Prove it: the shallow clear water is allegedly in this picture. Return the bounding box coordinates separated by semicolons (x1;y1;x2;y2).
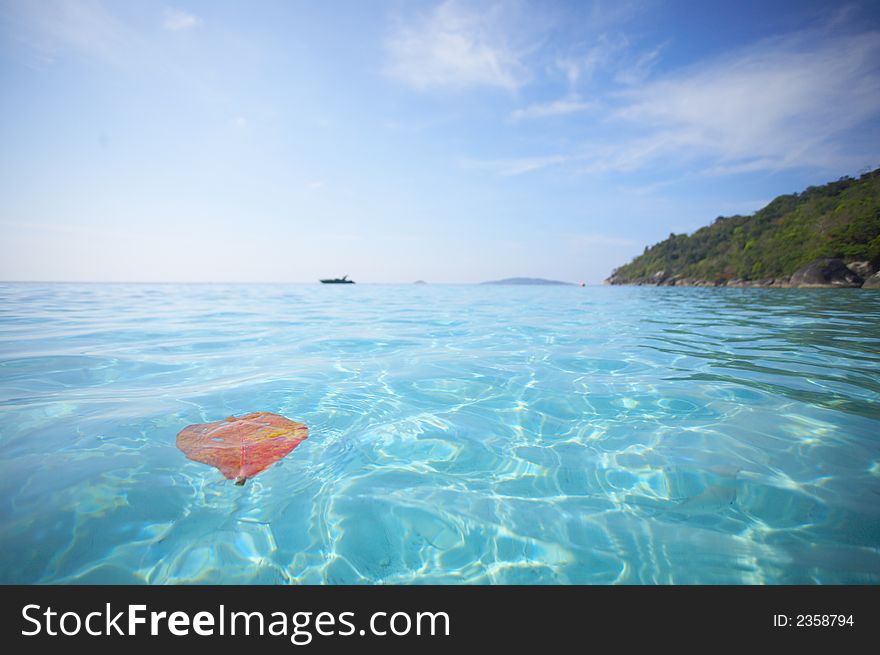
1;282;879;584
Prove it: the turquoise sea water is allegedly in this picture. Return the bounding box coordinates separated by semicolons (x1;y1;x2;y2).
1;282;879;584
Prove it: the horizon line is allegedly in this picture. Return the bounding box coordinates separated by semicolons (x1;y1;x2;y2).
0;279;596;286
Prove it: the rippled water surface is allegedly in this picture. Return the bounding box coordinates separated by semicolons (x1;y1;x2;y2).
1;283;879;584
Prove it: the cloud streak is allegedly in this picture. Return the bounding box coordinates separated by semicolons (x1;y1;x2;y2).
3;0;137;65
462;154;568;176
162;8;200;32
472;23;880;177
385;0;535;91
510;97;595;121
610;29;880;172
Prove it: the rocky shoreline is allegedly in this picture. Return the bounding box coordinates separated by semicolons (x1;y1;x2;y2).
605;258;880;289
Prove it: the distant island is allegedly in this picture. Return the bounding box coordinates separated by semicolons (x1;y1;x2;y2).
481;277;574;286
606;168;880;288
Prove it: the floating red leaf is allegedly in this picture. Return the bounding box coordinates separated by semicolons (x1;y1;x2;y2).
176;412;308;484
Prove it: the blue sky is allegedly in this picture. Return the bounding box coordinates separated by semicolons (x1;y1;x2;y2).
1;0;879;283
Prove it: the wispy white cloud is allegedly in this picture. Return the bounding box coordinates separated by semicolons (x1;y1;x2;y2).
385;0;536;91
3;0;136;65
608;29;880;172
478;24;880;177
556;33;629;88
510;97;595;121
614;41;666;86
3;0;223;106
462;154;569;176
162;8;199;32
507;34;624;122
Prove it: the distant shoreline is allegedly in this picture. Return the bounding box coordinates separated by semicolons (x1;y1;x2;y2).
606;169;879;290
605;257;880;289
481;277;574;286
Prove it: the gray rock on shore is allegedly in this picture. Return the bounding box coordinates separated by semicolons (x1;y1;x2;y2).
790;258;863;288
847;261;876;279
604;257;877;288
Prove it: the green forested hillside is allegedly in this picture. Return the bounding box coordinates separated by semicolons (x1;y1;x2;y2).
609;168;880;282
